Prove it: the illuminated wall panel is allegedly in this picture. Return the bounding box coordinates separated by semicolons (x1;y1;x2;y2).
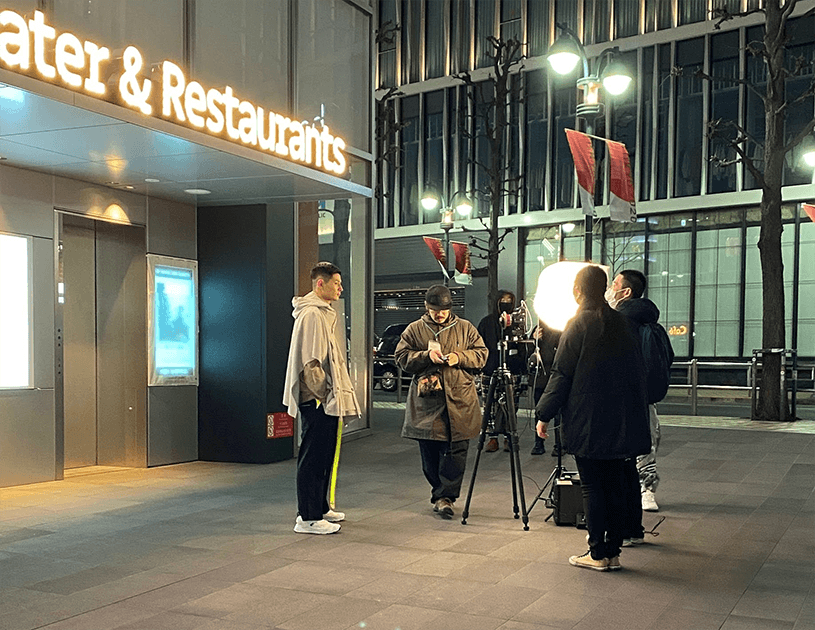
0;233;30;388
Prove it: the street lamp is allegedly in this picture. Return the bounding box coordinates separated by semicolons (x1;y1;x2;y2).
547;24;633;262
421;189;474;284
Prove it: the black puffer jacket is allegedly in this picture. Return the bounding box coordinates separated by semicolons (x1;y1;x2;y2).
535;302;650;460
616;297;660;328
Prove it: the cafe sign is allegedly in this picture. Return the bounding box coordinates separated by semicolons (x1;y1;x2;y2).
0;9;347;175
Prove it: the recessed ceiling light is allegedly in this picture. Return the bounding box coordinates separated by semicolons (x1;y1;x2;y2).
123;185;135;190
144;178;160;183
184;188;211;195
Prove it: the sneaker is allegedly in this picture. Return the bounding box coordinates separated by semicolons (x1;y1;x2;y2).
323;509;345;523
642;490;659;512
569;551;609;572
485;438;499;452
294;518;340;535
433;498;454;519
622;537;645;547
608;556;621;570
503;438;510;452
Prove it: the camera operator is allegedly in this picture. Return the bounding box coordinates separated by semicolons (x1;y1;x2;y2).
477;290;528;453
527;320;561;455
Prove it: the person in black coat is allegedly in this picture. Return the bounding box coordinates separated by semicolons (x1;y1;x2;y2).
535;265;650;572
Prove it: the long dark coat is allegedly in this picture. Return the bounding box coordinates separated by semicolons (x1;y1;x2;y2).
395;312;488;442
535;302;651;460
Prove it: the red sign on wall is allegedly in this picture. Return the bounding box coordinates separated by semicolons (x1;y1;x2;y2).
267;413;295;439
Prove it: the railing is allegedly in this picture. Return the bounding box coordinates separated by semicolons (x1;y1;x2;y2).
670;358;815;416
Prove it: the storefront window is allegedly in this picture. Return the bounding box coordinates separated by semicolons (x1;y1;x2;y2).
799;214;815;357
298;0;370;152
195;0;288;113
55;0;182;67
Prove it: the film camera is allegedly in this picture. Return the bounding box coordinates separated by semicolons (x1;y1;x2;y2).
499;305;529;340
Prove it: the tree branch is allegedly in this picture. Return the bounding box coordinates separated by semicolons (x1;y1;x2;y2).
711;7;765;30
783;116;815;154
694;68;767;105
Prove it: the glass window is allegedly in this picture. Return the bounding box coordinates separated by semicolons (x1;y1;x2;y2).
400;95;420;226
424;91;444;198
195;0;287;113
641;47;654;201
55;0;183;68
646;215;692;357
799;217;815;356
426;0;445;79
528;0;550;58
473;81;494;219
610;50;638;199
450;0;471;73
745;25;767;191
297;0;370;151
526;70;548;212
656;44;671;199
402;0;421;84
448;87;468;199
554;0;578;35
507;74;521;215
604;218;646;275
783;16;815;186
552;85;576;209
674;38;704;198
615;0;639;39
586;0;610;44
0;233;30;388
475;0;496;70
678;0;707;26
377;0;398;89
523;226;560;306
709;31;740;194
500;0;522;43
743;214;796;356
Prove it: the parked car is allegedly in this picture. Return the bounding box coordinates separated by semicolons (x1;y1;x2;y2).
373;323;409;392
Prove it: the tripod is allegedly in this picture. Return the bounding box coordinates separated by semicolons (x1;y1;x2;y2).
461;338;530;530
527;416;578;522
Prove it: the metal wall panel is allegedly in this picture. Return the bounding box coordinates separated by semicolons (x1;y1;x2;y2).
0;390;55;487
32;236;55;389
0;165;53;238
147;386;198;466
95;221;147;467
147;198;196;259
53;175;147;226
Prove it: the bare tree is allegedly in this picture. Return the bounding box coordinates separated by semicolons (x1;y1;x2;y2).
700;1;815;420
455;37;525;317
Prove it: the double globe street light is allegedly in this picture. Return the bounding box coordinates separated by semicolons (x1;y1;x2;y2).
421;189;474;285
547;24;633;261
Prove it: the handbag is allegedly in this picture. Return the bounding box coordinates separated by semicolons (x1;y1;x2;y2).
417;370;443;397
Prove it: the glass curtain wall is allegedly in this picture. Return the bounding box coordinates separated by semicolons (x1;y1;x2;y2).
783;15;815;186
674;38;704;198
426;0;445;80
799;209;815;356
526;70;548;213
475;0;496;70
708;31;740;194
400;95;420;226
378;0;398;89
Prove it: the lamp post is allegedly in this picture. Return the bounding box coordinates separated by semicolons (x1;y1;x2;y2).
547;24;633;262
421;189;474;285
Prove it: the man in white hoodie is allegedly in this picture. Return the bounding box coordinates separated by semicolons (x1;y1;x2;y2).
284;262;360;534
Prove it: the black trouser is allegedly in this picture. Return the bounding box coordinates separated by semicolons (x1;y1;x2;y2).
575;457;626;560
623;457;645;539
296;400;338;521
417;439;469;503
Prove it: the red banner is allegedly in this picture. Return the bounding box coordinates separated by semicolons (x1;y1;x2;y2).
422;236;446;267
451;241;470;274
607;139;637;223
565;129;596;217
803;203;815;223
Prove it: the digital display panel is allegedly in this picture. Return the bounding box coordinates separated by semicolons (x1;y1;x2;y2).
0;233;30;388
148;256;198;385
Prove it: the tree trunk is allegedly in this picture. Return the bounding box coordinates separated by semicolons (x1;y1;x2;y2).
755;1;790;421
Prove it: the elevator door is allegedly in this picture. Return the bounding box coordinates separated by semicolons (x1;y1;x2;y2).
62;215;147;469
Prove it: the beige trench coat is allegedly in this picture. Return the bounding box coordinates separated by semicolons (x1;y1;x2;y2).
395;312;487;442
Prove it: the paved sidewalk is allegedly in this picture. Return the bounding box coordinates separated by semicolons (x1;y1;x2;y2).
0;409;813;630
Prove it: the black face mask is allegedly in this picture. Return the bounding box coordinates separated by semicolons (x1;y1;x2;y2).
499;302;513;314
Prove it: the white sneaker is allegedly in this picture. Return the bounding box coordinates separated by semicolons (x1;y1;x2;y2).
294;518;341;534
641;489;659;512
323;509;345;523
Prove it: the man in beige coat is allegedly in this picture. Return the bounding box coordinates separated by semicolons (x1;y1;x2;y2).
284;262;360;535
395;285;487;519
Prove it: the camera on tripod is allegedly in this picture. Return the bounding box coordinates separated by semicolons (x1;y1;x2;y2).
499;302;530;340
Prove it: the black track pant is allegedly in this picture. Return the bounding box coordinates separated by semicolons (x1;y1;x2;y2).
296;400;338;521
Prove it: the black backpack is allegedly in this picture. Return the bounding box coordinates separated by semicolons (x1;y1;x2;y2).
640;322;674;404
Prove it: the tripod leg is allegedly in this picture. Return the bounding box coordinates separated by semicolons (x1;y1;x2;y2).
505;379;530;531
461;374;498;525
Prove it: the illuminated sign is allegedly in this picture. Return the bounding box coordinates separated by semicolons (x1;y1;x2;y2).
0;233;30;388
668;325;688;336
0;9;347;175
148;256;198;386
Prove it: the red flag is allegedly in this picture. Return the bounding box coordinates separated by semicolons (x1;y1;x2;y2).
606;139;637;223
423;236;446;267
451;241;470;274
802;203;815;223
565;129;596;217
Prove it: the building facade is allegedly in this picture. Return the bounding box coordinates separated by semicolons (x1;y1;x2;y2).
373;0;815;365
0;0;375;488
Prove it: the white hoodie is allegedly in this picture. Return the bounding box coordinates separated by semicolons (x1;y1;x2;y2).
283;291;360;419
